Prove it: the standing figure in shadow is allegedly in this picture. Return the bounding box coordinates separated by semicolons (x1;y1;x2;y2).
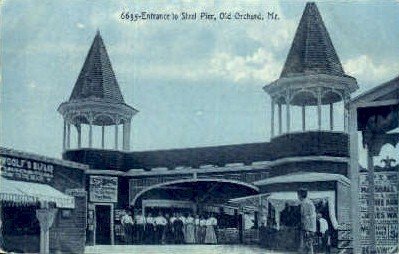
162;213;174;244
145;212;155;244
173;212;185;244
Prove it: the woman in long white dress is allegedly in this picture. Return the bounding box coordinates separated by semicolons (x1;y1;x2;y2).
199;215;207;244
204;214;217;244
185;214;196;244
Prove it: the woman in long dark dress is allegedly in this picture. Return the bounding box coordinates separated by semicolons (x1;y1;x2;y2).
162;213;174;244
173;212;185;244
145;212;155;244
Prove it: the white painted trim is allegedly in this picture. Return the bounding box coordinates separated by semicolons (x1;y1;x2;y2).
84;156;348;178
253;172;350;186
121;156;348;177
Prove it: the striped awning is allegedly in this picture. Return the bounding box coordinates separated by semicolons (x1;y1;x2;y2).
0;177;75;208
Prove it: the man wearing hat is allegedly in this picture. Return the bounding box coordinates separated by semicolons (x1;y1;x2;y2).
297;188;316;254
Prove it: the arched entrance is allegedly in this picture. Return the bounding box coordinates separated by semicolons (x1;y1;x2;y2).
131;178;259;211
129;178;259;244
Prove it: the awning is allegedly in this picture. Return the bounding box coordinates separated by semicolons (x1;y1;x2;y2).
0;177;75;208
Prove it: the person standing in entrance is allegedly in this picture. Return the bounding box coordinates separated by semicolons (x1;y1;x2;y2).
185;213;195;244
155;212;167;244
121;210;134;244
172;212;185;244
162;213;174;244
297;188;316;254
316;213;330;254
145;212;155;244
204;213;218;244
135;210;145;244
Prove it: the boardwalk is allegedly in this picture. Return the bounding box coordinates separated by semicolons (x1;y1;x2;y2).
85;245;292;254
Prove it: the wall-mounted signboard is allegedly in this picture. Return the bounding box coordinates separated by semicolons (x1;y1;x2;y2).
0;155;54;183
89;176;118;203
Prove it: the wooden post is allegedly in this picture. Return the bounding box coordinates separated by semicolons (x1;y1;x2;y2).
114;124;119;150
77;124;82;148
367;146;377;253
101;126;105;149
89;123;93;148
330;103;334;131
62;120;66;151
349;107;361;253
271;100;275;138
317;89;322;130
302;105;306;131
278;103;282;135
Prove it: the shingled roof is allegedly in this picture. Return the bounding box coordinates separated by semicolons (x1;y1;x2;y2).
69;31;125;103
280;2;345;78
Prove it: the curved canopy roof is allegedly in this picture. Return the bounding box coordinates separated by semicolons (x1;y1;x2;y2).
131;178;259;207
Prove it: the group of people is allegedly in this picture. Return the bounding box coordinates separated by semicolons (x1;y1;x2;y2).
120;211;218;245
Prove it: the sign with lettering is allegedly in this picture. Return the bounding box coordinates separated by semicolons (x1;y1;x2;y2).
89;176;118;202
359;171;398;250
0;156;54;183
66;188;87;197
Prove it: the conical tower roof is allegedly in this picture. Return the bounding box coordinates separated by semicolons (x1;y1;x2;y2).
69;31;125;103
280;2;345;78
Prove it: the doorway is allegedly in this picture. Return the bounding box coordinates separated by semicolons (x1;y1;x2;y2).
94;204;114;245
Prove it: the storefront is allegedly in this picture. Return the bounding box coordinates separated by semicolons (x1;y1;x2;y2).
0;148;88;254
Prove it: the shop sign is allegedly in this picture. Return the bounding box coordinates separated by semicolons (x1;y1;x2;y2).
89;176;118;202
0;155;54;183
66;188;87;197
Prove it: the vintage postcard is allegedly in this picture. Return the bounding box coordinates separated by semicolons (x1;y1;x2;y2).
0;0;398;253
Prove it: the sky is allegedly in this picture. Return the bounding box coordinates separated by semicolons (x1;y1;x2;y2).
1;0;398;166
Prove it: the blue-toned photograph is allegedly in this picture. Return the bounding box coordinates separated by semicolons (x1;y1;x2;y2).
0;1;398;253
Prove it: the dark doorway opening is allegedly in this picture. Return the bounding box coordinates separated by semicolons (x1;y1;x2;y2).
2;204;40;253
95;205;111;245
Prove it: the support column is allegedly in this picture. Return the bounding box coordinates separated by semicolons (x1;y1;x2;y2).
36;208;58;254
330;103;334;131
349;107;361;253
278;103;282;135
367;146;377;253
89;123;93;148
62;120;66;151
123;121;131;151
101;126;105;149
344;95;349;133
77;124;82;148
286;90;290;133
271;99;275;138
302;106;306;131
66;122;71;149
114;124;119;150
317;89;322;130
